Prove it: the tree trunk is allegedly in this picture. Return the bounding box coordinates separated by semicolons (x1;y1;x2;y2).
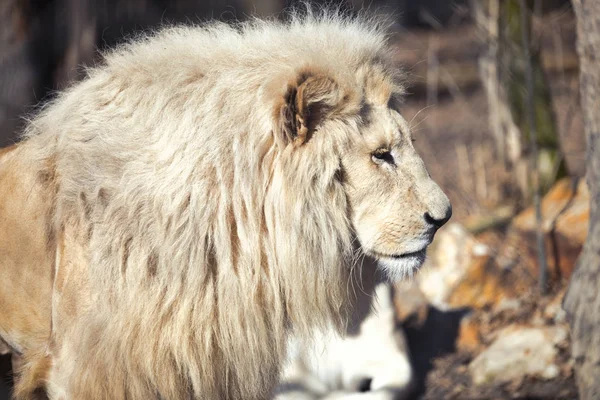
471;0;567;202
0;0;95;147
0;0;41;147
54;0;96;88
240;0;285;17
563;1;600;399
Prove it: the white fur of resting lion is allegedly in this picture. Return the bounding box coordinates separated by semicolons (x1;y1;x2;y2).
276;259;413;400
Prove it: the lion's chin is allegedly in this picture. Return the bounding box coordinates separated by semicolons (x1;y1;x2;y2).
375;249;427;281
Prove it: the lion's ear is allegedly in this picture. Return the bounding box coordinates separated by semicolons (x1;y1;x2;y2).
277;74;341;146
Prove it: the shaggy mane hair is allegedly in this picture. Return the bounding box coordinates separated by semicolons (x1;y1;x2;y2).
18;9;397;399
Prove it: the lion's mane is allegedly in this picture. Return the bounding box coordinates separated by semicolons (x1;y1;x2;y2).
18;10;392;399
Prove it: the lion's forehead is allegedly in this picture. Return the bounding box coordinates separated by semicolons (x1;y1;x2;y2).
356;107;406;147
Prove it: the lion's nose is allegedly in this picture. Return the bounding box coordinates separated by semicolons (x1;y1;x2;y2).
424;206;452;230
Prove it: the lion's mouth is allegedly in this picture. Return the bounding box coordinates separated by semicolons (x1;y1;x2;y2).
369;247;428;280
370;248;427;260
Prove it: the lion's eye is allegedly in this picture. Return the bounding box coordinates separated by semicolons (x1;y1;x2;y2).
371;150;395;165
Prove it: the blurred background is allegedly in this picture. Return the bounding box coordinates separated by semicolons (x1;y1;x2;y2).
0;0;589;399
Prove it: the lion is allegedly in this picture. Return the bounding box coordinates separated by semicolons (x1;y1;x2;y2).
277;258;414;400
0;10;451;400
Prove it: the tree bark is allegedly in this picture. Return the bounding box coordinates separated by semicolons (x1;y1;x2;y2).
471;0;567;202
0;0;41;147
563;1;600;399
240;0;285;17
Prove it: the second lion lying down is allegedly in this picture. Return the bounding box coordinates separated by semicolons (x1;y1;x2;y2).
0;11;450;400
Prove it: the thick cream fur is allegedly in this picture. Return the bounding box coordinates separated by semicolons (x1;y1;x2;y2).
1;9;450;400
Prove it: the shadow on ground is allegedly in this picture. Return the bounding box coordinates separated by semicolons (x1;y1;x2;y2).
401;306;471;399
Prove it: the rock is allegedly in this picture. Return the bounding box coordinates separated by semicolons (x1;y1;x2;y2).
543;288;568;324
418;224;485;308
417;223;517;310
493;298;522;313
446;253;516;310
456;314;482;352
393;280;429;327
469;325;568;386
500;178;589;282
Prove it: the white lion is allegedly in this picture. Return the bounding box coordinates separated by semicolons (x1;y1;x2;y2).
277;259;413;400
0;10;450;399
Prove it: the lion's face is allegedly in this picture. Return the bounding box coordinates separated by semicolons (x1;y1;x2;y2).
341;103;451;279
275;64;451;280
